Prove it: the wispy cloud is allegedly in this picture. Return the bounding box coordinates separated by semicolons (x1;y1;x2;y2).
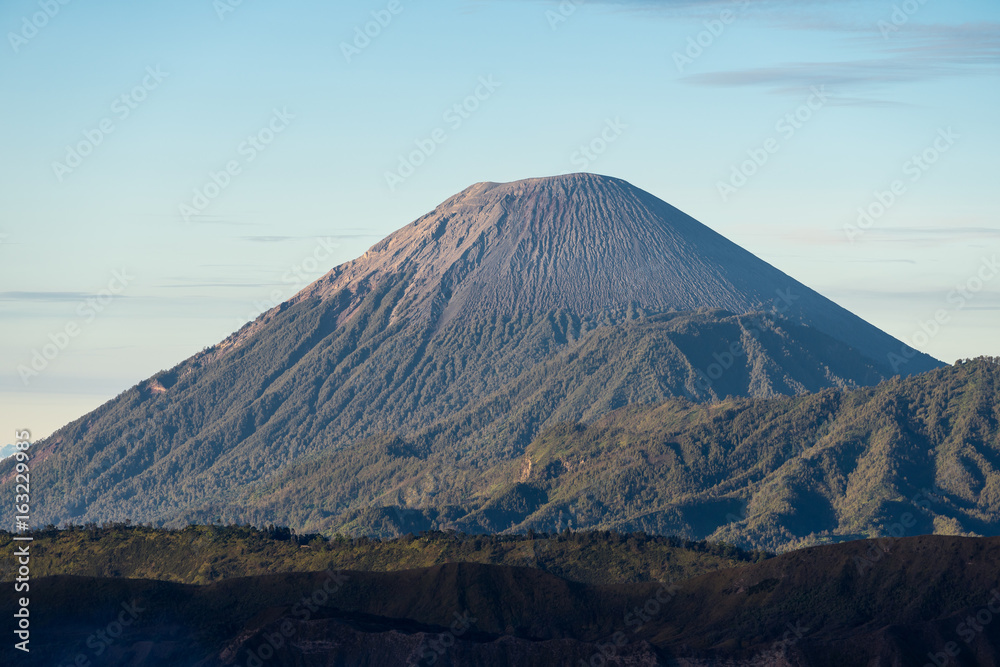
878;226;1000;237
682;20;1000;94
0;291;128;302
240;236;295;243
154;282;279;289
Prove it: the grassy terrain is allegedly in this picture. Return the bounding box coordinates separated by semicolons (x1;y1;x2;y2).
0;524;768;585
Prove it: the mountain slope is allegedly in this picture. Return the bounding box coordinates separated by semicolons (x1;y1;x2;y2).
198;358;1000;551
10;174;941;528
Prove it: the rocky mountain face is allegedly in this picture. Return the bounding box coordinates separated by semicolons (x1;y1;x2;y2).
9;174;941;529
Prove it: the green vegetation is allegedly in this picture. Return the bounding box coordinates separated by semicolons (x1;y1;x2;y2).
6;298;914;532
189;357;1000;551
8;277;995;551
0;523;767;585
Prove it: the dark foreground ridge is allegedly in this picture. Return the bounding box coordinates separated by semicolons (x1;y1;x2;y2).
3;535;998;666
6;174;941;531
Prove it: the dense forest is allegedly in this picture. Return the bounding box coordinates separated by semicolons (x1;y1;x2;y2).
179;357;1000;551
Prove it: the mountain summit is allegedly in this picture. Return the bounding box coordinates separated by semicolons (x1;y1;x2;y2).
16;174;941;528
263;173;926;364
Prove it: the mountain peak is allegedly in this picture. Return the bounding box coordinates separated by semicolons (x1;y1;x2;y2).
286;175;932;371
300;173;773;322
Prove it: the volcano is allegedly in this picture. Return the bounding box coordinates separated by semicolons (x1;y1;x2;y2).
16;174;942;528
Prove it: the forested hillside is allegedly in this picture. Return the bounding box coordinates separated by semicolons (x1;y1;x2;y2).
195;358;1000;551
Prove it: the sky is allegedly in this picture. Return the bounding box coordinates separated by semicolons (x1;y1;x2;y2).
1;0;998;441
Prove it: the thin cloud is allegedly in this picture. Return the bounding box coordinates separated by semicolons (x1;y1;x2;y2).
880;227;1000;235
154;282;280;289
0;291;127;302
240;236;296;243
684;57;991;93
682;21;1000;94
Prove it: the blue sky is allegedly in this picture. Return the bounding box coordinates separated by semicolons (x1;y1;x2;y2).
1;0;998;440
